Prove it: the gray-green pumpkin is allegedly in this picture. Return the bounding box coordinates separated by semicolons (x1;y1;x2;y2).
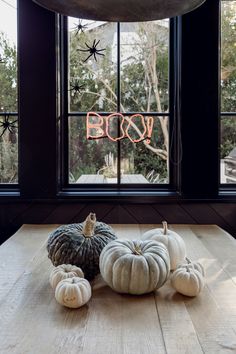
47;213;117;280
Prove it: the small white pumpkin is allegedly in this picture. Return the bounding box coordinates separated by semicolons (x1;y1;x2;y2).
177;257;205;276
55;277;91;308
141;221;186;270
49;264;84;290
170;266;205;297
99;239;170;295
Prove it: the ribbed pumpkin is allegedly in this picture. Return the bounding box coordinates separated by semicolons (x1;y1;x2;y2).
49;264;84;290
47;213;117;280
177;257;205;276
170;266;205;297
99;239;170;295
55;277;92;308
141;221;186;270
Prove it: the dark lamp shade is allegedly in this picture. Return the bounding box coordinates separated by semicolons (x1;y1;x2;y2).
33;0;206;21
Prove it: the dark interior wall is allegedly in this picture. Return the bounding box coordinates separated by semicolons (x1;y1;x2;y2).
0;201;236;244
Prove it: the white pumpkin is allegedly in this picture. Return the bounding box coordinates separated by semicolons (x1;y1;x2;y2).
49;264;84;290
99;239;170;295
177;257;205;276
55;277;91;308
141;221;186;270
170;266;204;297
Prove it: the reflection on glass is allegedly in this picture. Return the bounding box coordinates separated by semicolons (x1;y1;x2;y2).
121;116;169;184
221;117;236;183
120;21;169;113
69;116;118;183
68;19;117;113
0;0;18;183
221;1;236;112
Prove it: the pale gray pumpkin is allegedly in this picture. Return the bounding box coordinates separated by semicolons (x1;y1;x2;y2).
47;213;117;280
99;239;170;295
170;266;205;297
177;257;205;276
55;277;91;308
49;264;84;290
141;221;186;270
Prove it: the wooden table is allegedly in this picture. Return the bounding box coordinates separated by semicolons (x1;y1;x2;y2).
1;224;236;353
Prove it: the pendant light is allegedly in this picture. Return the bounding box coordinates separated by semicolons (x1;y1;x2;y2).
33;0;206;22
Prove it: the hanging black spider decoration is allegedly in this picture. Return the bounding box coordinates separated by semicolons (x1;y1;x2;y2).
68;80;85;95
0;115;18;138
72;20;88;35
78;39;106;62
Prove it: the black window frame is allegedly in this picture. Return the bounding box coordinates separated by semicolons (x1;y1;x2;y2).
0;0;235;202
58;16;180;193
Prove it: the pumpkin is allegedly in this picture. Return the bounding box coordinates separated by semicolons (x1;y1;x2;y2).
55;277;92;308
141;221;186;270
177;257;205;276
99;239;170;295
170;266;205;297
47;213;117;280
49;264;84;290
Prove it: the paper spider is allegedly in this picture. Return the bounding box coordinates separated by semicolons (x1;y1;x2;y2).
78;39;106;62
68;80;85;94
0;115;18;138
72;20;88;35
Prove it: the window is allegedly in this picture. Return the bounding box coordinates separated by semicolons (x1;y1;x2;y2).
221;0;236;184
0;0;18;184
62;18;173;187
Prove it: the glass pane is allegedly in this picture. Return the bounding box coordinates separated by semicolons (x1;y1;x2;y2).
69;116;118;183
221;1;236;112
0;0;18;183
121;116;169;184
120;20;169;113
68;19;117;113
221;117;236;183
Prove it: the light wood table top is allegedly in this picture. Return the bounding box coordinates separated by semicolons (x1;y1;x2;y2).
0;224;236;354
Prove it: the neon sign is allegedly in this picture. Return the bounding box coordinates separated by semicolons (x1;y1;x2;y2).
86;112;154;144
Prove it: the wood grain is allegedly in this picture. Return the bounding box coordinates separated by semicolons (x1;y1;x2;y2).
1;224;236;353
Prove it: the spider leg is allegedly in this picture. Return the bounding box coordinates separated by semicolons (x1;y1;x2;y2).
96;48;106;52
78;48;90;52
0;127;7;138
95;39;100;47
85;42;91;49
12;119;18;124
96;52;105;57
93;39;96;47
83;53;94;62
93;53;97;62
7;126;15;134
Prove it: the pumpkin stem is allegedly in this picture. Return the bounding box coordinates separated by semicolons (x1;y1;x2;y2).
72;278;76;283
82;213;96;238
133;241;142;255
162;221;168;235
186;257;191;264
133;246;142;255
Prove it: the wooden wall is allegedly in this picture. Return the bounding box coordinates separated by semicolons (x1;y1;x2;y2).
1;201;235;244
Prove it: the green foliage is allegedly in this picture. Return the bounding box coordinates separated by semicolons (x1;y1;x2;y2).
221;2;236;159
0;32;18;183
68;22;169;183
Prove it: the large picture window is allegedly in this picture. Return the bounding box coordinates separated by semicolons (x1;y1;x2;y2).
63;18;171;186
221;0;236;184
0;0;18;184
